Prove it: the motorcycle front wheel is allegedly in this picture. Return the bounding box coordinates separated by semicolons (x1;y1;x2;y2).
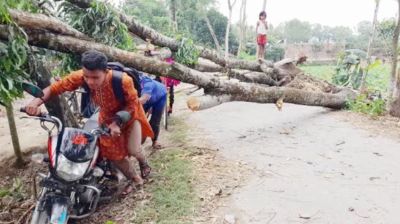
30;207;50;224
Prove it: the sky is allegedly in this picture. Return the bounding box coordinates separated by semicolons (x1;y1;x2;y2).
216;0;398;28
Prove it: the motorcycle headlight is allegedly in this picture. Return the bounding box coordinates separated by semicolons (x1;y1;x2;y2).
56;154;91;182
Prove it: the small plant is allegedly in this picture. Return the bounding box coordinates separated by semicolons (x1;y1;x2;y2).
346;93;386;116
237;51;256;61
175;37;200;66
333;49;381;90
333;49;365;89
265;44;285;62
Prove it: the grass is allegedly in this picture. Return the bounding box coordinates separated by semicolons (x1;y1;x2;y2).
133;116;198;224
237;51;257;61
366;63;391;95
298;64;336;82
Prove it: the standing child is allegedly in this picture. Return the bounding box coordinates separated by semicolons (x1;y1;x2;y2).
151;47;181;114
159;48;180;114
256;11;268;60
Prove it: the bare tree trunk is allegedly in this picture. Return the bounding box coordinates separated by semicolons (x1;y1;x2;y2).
169;0;178;32
237;0;247;56
204;14;221;52
35;60;80;127
225;0;237;59
194;58;224;72
389;0;400;117
5;103;24;167
262;0;267;11
359;0;380;91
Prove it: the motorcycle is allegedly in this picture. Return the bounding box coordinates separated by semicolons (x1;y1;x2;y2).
21;82;130;224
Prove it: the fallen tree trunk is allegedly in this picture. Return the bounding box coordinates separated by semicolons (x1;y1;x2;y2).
65;0;273;71
193;58;224;73
5;5;340;92
287;73;343;93
8;9;88;39
187;95;232;111
0;26;356;109
229;69;278;86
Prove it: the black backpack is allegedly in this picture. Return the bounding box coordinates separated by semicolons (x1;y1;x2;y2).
80;62;142;118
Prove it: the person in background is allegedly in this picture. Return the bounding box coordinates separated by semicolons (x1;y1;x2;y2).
159;48;180;114
256;11;268;60
139;73;167;149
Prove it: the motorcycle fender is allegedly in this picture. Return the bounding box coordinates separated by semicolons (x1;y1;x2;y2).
49;200;68;224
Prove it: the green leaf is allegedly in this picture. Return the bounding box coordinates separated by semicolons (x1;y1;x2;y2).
5;78;13;90
367;59;382;71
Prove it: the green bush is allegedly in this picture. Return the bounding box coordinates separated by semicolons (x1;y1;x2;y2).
332;49;366;89
265;44;285;62
238;51;256;61
346;94;386;116
174;37;199;66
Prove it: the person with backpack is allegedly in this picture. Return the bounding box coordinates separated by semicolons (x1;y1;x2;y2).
24;50;152;195
139;73;167;149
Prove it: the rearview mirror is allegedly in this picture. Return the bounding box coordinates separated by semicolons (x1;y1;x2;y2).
22;82;44;98
115;111;131;124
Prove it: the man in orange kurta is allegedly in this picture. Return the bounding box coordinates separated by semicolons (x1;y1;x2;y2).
25;50;153;193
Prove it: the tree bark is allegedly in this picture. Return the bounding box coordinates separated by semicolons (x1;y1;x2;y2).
8;9;88;39
194;58;224;72
187;95;233;111
5;103;24;167
262;0;267;11
229;69;278;86
237;0;247;56
225;0;237;59
169;0;178;32
389;0;400;117
34;60;80;127
204;14;221;52
0;26;356;109
359;0;380;91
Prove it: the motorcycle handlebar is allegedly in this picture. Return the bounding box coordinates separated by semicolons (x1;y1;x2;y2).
20;107;62;131
19;107;48;118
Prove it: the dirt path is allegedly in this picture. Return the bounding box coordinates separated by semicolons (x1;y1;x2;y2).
0;96;48;161
188;101;400;223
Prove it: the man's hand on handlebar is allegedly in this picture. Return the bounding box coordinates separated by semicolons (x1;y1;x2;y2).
24;101;42;116
107;121;121;137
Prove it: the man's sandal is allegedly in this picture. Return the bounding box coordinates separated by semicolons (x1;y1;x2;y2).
121;181;136;197
139;161;152;179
